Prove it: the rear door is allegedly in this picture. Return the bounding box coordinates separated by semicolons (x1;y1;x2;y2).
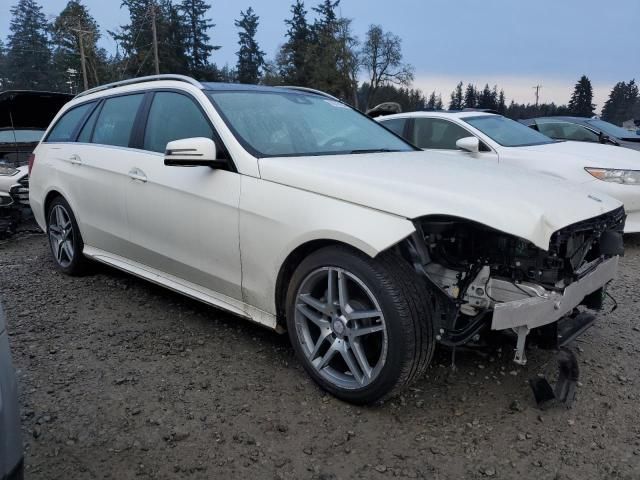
123;90;242;300
61;93;145;256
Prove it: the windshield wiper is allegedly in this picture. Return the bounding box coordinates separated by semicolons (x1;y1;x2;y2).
349;148;399;154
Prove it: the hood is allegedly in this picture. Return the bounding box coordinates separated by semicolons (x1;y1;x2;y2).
618;139;640;151
518;141;640;169
0;90;73;130
258;151;622;250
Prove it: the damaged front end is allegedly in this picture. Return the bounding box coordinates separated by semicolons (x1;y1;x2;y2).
401;207;626;365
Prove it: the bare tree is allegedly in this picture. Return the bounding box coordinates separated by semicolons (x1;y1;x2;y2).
361;24;413;109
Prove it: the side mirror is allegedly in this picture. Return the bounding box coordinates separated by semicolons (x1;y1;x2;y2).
456;136;480;153
164;137;228;169
598;132;610;144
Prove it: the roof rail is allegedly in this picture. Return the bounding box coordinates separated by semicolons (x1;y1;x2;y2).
276;86;340;102
75;74;203;98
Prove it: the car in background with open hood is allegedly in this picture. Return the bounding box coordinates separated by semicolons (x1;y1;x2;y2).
0;90;72;235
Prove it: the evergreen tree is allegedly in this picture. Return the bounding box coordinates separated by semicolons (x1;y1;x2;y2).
568;75;595;117
448;81;463;110
6;0;53;89
497;89;506;114
335;17;359;106
235;7;265;84
602;80;638;126
308;0;342;96
358;83;426;112
51;0;111;91
278;0;313;86
0;39;7;89
111;0;189;78
179;0;219;79
463;83;477;109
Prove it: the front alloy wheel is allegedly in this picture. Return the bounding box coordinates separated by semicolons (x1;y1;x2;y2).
286;246;436;405
295;267;388;390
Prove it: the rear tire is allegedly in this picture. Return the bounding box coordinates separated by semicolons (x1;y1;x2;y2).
46;196;89;275
285;245;436;405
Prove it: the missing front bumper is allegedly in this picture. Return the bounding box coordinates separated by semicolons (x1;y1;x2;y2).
491;256;618;332
490;256;618;365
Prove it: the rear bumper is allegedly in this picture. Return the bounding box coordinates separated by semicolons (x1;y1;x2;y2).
491;256;618;331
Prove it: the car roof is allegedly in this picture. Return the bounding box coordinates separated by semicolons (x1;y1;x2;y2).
377;111;498;121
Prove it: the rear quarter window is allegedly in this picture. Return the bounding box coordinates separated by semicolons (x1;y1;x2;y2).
45;102;95;142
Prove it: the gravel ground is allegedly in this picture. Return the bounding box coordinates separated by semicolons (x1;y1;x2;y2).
1;232;639;480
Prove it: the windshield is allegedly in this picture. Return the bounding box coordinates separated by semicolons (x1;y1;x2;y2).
0;129;44;144
464;115;555;147
206;90;414;157
585;118;640;139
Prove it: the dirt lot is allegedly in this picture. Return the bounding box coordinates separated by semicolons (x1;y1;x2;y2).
1;232;639;480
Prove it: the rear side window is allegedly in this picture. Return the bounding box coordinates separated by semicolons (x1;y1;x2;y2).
143;92;213;153
46;102;94;142
92;94;144;147
380;118;407;137
537;122;599;142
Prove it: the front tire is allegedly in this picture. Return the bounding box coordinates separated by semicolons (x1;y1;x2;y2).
46;196;88;275
286;246;436;405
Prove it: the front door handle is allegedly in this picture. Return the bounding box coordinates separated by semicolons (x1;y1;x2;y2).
128;168;147;183
69;154;82;165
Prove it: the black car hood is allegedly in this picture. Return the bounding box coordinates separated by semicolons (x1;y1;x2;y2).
0;90;73;130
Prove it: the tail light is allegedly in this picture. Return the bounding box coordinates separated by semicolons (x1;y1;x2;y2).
28;153;35;175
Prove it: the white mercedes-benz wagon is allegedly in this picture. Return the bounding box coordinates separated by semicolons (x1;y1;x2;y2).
29;75;625;404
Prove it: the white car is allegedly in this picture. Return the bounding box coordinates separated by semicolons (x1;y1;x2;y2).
377;111;640;232
29;75;625;404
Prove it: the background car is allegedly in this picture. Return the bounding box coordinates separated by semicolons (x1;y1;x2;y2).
377;111;640;232
0;303;23;480
521;116;640;151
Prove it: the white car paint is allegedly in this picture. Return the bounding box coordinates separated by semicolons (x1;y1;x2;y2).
378;111;640;232
29;80;622;331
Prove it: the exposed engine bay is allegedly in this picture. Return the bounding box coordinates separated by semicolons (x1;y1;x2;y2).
401;207;626;364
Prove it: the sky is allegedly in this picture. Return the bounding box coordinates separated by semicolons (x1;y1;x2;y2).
1;0;638;109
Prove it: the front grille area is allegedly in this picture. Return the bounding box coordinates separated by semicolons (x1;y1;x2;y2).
549;206;626;280
9;175;29;206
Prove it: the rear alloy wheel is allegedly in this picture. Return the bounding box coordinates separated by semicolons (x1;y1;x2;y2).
286;246;436;405
46;196;88;275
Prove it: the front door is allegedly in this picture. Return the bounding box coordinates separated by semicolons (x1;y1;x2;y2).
123;90;242;300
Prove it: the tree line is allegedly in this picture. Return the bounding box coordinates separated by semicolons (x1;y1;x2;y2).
0;0;638;125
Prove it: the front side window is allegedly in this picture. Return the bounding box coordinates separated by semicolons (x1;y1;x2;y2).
380;118;407;137
464;115;555;147
92;94;144;147
411;118;471;149
144;92;214;153
46;102;94;142
537;122;599;142
206;90;414;157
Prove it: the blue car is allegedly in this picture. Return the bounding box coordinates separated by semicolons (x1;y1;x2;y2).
0;303;23;480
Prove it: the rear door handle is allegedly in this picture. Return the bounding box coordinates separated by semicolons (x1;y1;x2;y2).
128;168;147;183
69;154;82;165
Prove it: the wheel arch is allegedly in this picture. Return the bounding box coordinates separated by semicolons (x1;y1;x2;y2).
273;234;413;330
